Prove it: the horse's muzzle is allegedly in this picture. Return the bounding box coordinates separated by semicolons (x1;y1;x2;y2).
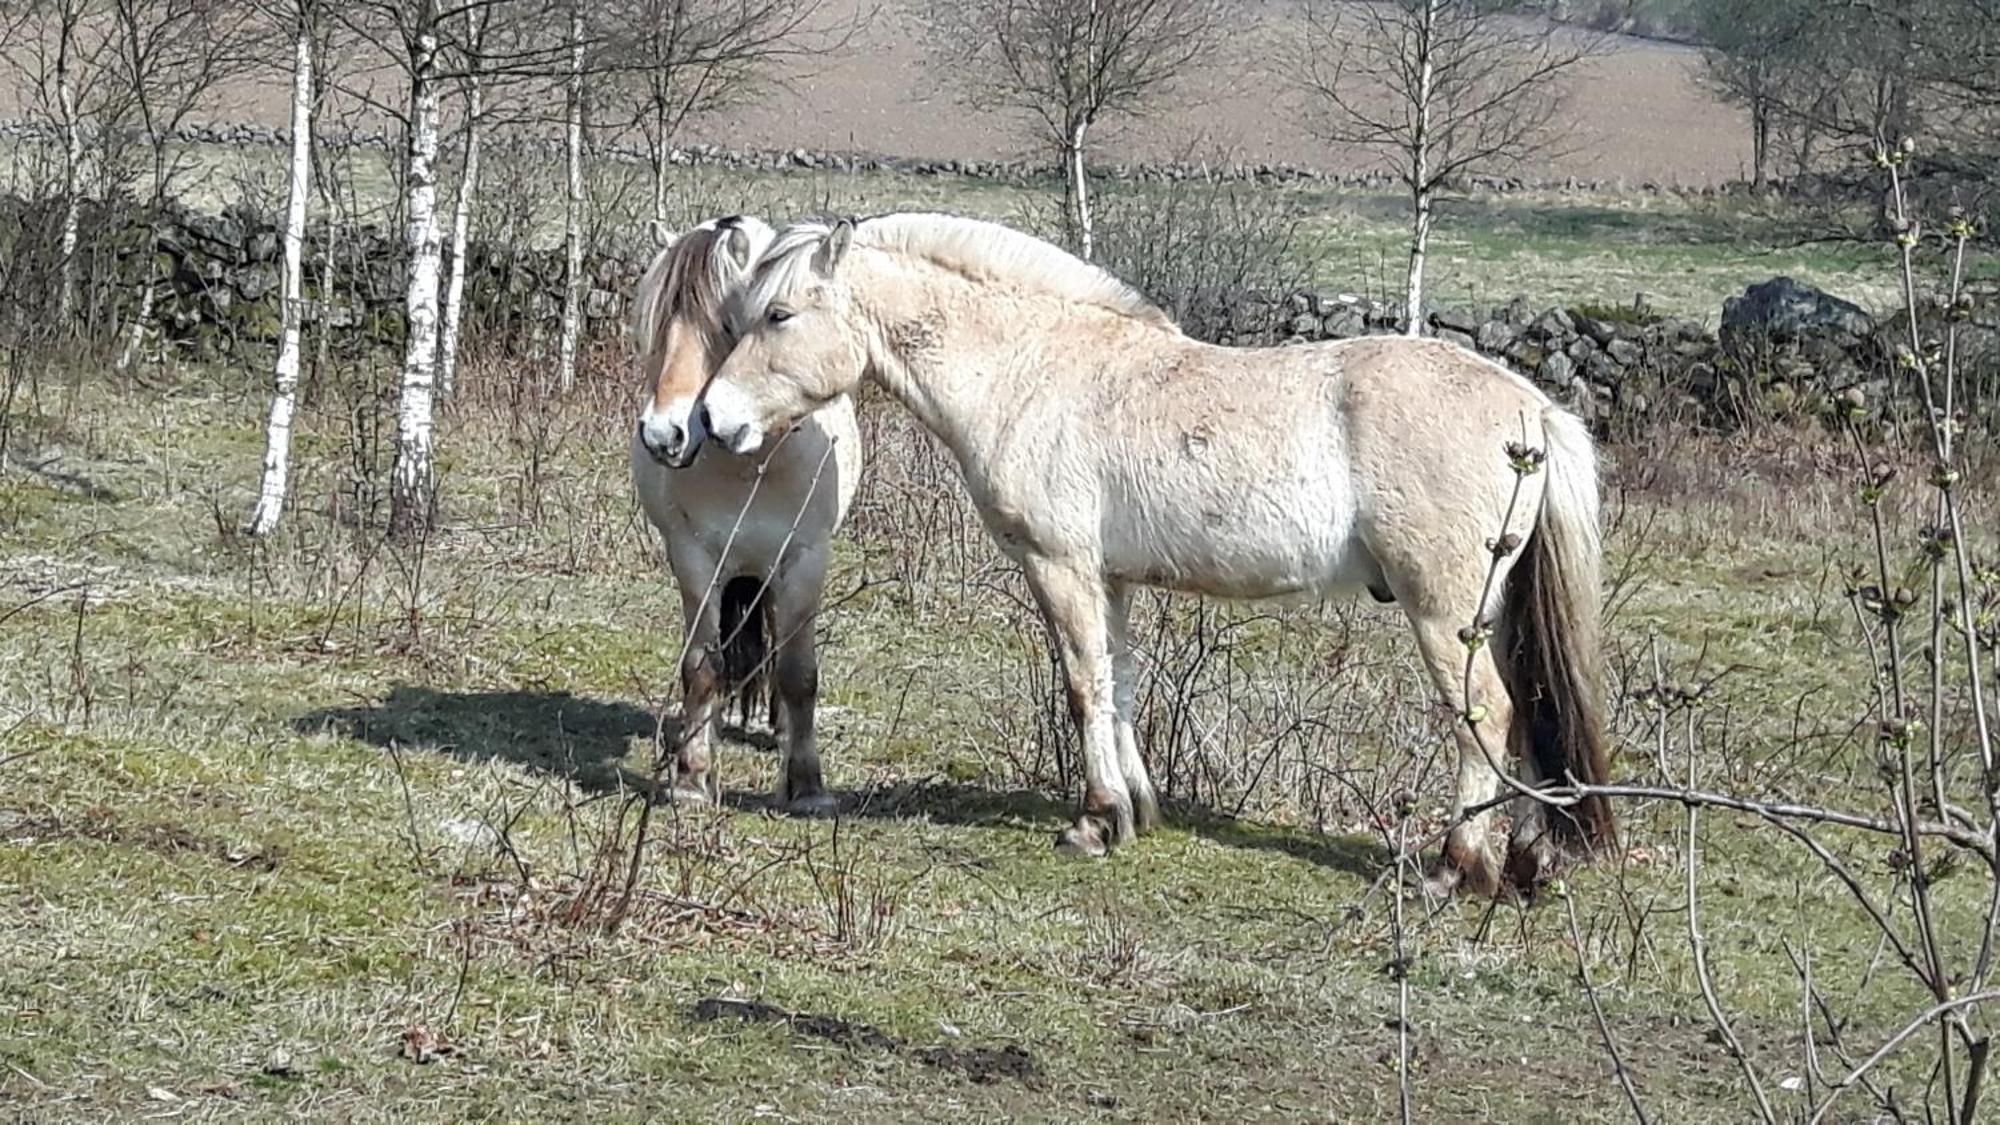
639;416;698;469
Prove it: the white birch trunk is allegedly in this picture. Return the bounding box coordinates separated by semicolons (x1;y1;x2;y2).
56;53;81;325
1068;121;1093;262
557;4;585;392
390;24;444;540
1405;191;1431;337
651;119;669;245
437;44;482;396
1403;0;1437;338
117;284;153;372
247;23;315;537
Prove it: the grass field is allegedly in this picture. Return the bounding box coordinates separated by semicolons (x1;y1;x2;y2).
1;313;1992;1121
8;130;1943;324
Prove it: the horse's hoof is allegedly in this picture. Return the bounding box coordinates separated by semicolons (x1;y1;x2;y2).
1504;838;1560;894
1054;819;1111;858
667;783;716;806
1132;791;1162;834
784;792;841;819
1426;842;1503;899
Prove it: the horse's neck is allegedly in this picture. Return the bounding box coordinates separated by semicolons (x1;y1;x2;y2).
858;277;1066;467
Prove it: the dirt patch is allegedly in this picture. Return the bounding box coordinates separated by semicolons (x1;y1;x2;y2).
691;996;1040;1086
4;806;284;872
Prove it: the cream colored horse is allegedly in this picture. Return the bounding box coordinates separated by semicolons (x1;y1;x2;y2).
702;212;1613;894
630;215;860;814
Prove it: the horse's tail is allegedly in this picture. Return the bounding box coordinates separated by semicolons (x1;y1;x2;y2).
717;575;770;729
1499;406;1615;851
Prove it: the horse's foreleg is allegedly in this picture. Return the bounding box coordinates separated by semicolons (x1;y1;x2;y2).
1410;614;1513;898
1105;584;1160;833
1024;556;1133;857
769;548;836;817
671;580;724;804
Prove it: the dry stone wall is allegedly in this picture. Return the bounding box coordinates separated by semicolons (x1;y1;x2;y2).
3;192;1920;430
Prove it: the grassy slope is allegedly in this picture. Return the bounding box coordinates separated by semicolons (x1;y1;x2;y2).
0;351;1977;1122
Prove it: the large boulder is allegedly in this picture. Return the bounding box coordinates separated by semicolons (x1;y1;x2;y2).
1721;276;1873;347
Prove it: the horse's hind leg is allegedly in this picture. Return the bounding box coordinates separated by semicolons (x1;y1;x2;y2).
1407;611;1516;898
1106;584;1160;833
769;546;837;817
1023;555;1134;856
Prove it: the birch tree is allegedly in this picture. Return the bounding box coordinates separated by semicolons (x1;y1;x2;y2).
1299;1;1592;334
557;0;586;393
337;0;567;539
392;8;446;541
3;1;124;329
604;0;834;242
436;3;488;396
912;0;1225;260
106;0;253;372
247;0;320;537
1691;0;1815;188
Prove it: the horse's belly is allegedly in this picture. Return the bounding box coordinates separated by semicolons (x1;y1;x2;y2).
1101;489;1371;600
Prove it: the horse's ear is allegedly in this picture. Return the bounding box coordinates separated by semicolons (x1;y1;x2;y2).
811;219;854;277
725;225;753;268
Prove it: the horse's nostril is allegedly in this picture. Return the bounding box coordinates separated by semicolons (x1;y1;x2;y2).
641;419;687;463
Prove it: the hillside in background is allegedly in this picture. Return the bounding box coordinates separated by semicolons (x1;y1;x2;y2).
37;1;1747;188
672;0;1744;183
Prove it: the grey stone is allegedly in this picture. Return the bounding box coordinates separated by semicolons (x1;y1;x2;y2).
1437;326;1476;350
1430;306;1478;335
1605;337;1643;367
1537;351;1575;386
1475;320;1514;353
1575;314;1620;347
1322;309;1366;339
233;266;277;301
1527;307;1575;341
1721;276;1874;345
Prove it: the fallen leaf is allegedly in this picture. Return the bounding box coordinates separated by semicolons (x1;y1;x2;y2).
399;1024;456;1064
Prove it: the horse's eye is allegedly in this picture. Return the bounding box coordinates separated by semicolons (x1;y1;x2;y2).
768;307;794;325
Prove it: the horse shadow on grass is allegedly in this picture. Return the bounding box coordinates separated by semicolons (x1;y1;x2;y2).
296;686;1387;880
294;684;772;798
840;779;1388;882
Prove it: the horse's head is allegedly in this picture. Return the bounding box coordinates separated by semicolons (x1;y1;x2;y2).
706;218;865;456
632;214;773;468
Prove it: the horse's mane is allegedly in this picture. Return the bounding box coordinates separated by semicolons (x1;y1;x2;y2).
630;214;774;362
735;212;1178;333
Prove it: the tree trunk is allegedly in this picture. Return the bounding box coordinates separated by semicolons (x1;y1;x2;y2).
557;4;586;392
390;25;444;542
56;34;81;326
1403;0;1437;338
1066;121;1092;261
650;98;670;244
247;22;315;538
1406;187;1432;337
437;25;482;398
1750;94;1769;191
117;282;153;372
